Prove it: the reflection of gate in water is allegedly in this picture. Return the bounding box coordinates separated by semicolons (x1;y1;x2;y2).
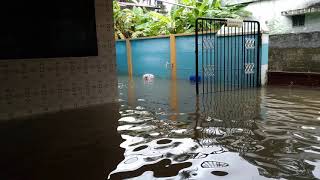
195;18;261;94
194;89;261;150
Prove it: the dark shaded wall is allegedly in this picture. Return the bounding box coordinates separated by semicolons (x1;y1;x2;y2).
269;32;320;72
0;0;117;120
0;0;98;59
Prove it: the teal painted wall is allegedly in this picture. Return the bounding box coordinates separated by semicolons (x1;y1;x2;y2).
131;38;170;78
116;41;128;75
175;36;198;79
116;34;261;87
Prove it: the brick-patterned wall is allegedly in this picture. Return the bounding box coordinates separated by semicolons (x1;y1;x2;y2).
269;48;320;72
269;32;320;72
0;0;117;120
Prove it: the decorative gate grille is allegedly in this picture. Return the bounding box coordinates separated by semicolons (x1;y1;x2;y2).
195;18;261;94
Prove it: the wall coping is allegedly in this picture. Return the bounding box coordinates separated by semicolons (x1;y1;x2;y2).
268;71;320;75
116;31;268;42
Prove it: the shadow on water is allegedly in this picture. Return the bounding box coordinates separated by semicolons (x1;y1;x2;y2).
0;104;124;180
111;76;320;179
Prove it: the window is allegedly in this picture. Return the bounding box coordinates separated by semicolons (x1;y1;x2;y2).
292;15;305;27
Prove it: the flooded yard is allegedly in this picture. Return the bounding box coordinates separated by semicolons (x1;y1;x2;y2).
110;76;320;179
0;76;319;180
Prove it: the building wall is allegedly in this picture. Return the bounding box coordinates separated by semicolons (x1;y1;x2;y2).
304;12;320;33
224;0;320;35
0;0;117;120
269;31;320;72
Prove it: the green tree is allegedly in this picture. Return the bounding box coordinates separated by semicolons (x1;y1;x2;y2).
113;0;251;39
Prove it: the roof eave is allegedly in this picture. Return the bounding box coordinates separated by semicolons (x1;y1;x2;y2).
281;7;320;16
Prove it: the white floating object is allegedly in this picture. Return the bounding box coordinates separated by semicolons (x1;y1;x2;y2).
142;74;154;82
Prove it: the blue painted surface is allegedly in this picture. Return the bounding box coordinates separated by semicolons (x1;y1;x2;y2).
189;75;202;82
261;44;269;65
116;34;264;87
176;35;198;79
116;41;128;75
176;34;259;86
131;38;170;78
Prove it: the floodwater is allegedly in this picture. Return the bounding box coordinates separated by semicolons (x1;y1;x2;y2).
110;76;320;180
0;76;319;180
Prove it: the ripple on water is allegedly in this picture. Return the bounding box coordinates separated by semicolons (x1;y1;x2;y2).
136;106;145;110
156;139;172;144
124;157;138;164
109;159;192;179
211;171;229;176
277;158;310;176
201;161;229;168
133;145;149;152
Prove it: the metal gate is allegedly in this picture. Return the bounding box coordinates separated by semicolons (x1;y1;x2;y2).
195;18;261;94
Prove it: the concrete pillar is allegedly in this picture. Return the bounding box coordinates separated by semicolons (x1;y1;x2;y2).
126;39;133;77
261;32;269;86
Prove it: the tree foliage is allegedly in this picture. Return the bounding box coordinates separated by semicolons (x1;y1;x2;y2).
113;0;251;39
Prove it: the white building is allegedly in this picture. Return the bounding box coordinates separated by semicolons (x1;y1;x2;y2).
223;0;320;34
117;0;174;13
118;0;160;10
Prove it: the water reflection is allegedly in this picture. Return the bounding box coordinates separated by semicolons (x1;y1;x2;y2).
0;104;124;180
112;76;320;179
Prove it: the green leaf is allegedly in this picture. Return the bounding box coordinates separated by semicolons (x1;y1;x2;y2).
112;0;251;39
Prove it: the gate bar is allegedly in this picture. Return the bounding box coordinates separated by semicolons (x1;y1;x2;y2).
195;18;199;95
